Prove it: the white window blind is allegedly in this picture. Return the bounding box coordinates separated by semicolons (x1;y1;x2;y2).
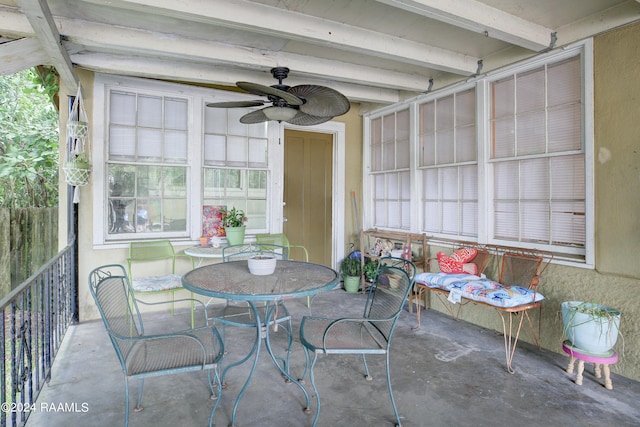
490;56;584;247
370;108;411;229
419;88;478;238
203;107;269;230
106;90;189;237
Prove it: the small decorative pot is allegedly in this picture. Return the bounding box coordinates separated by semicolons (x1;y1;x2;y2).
224;226;246;245
343;276;360;293
248;255;277;275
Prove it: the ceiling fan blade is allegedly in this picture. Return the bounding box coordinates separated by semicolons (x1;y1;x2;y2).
285;111;333;126
289;85;350;117
239;109;269;124
237;82;304;106
207;100;265;108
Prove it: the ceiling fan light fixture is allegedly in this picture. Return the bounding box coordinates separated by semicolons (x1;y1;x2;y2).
263;106;298;122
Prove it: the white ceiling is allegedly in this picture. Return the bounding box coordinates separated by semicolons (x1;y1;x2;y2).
2;0;640;111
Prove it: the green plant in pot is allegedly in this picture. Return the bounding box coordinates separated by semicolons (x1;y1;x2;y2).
363;259;378;283
340;256;361;293
561;301;621;354
219;206;248;245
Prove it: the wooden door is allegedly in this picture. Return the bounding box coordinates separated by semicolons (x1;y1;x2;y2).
283;130;333;266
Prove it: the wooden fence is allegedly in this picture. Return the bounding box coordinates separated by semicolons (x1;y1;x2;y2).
0;207;58;297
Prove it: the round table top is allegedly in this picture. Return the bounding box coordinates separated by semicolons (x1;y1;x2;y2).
183;245;225;258
182;260;339;301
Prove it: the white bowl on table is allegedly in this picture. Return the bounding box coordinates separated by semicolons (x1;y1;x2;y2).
247;255;277;275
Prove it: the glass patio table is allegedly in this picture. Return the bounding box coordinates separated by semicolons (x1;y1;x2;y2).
181;260;339;426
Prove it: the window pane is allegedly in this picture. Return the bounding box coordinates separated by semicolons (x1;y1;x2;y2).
436;128;454;164
549;104;581;152
492;118;515;158
137;128;162;162
164;130;188;162
165;98;187;130
456;124;476;162
109;126;136;159
204;134;226;165
517;110;546;156
110;91;136;126
492;77;514;118
516;67;545;113
138;95;162;128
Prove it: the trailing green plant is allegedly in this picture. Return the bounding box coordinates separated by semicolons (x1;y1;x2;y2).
340;256;361;277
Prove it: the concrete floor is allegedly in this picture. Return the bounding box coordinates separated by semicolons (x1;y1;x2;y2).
25;289;640;427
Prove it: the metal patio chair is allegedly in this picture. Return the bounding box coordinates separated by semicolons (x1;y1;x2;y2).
88;264;224;427
299;257;416;427
126;239;195;326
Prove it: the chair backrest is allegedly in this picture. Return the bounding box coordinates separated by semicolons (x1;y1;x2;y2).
127;240;177;277
498;252;544;289
255;233;309;261
363;257;416;342
88;264;143;363
222;243;289;262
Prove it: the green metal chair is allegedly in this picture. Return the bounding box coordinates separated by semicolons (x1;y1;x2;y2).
299;257;416;427
255;233;312;306
88;264;224;427
126;240;195;326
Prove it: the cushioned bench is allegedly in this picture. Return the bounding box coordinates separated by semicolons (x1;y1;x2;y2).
413;247;551;373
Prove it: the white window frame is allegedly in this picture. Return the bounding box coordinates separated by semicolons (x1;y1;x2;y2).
91;74;280;247
363;40;594;267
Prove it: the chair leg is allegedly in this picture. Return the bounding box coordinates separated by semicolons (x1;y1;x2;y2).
135;378;145;412
208;369;224;427
308;353;322;427
362;354;372;381
123;379;131;427
385;353;402;427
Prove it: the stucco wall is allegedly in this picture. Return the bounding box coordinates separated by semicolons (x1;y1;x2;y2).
429;21;640;382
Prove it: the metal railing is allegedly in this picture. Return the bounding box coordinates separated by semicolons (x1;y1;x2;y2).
1;243;77;427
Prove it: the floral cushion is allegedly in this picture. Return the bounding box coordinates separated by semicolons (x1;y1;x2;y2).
415;272;544;308
131;274;183;292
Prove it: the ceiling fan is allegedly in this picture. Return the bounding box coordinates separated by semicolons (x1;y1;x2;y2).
206;67;350;126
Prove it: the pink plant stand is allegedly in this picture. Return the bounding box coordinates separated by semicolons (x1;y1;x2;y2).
562;340;618;390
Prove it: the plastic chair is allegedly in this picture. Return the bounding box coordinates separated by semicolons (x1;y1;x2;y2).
299;257;416;427
88;264;224;427
126;240;195;326
256;233;312;306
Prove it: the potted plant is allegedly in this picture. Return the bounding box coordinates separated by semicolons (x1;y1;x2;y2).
561;301;621;354
363;258;378;283
340;256;361;292
64;152;91;186
219;206;248;245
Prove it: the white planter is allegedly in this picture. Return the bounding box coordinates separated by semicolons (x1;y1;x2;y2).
248;255;277;275
561;301;621;354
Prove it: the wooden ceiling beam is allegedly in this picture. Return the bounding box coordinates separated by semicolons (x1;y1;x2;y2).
16;0;78;91
375;0;554;51
82;0;479;75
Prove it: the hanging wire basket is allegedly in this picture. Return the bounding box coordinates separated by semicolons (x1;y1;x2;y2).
67;120;89;140
64;167;91;186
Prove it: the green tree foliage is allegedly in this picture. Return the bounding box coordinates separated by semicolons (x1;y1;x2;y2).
0;68;59;208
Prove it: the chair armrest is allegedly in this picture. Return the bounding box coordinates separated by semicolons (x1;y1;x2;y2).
288;245;309;262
